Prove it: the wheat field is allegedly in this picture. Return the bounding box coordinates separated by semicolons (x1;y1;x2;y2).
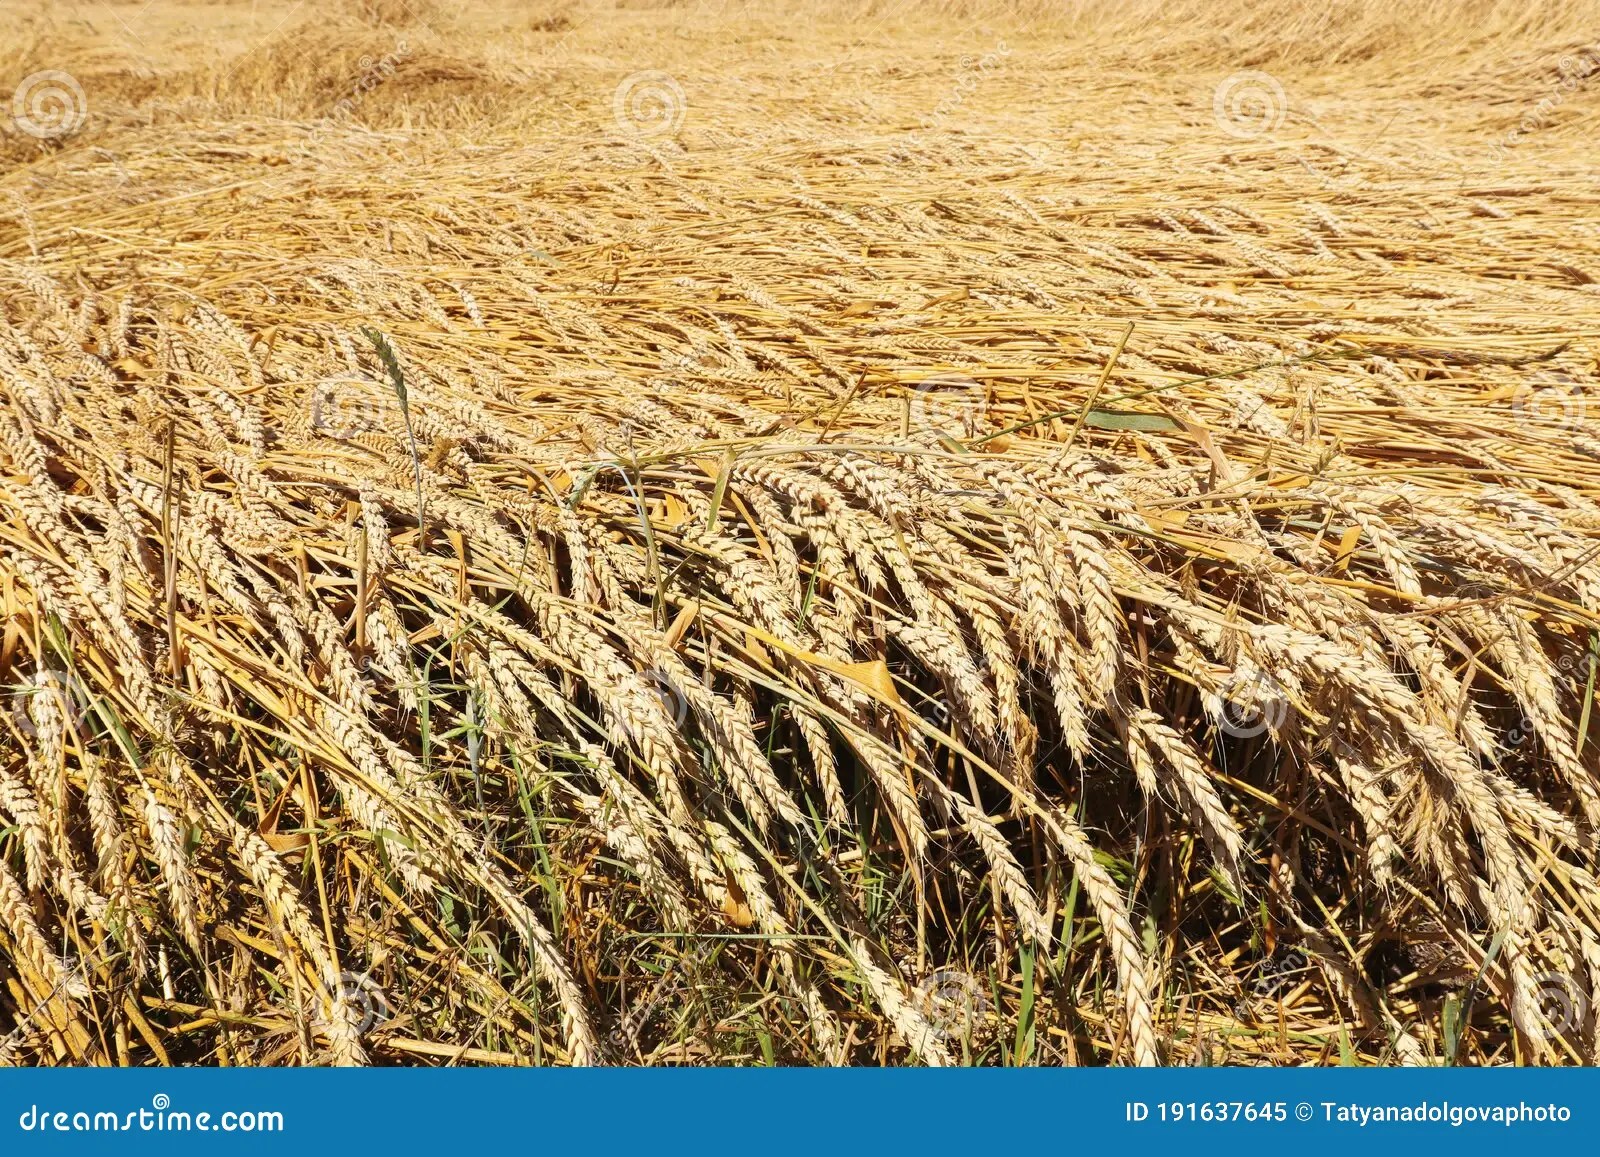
1;0;1598;1066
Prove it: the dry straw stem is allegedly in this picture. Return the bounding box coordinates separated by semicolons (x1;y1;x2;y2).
2;0;1600;1066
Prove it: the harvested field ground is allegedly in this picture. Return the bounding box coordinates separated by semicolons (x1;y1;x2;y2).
2;0;1599;1066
